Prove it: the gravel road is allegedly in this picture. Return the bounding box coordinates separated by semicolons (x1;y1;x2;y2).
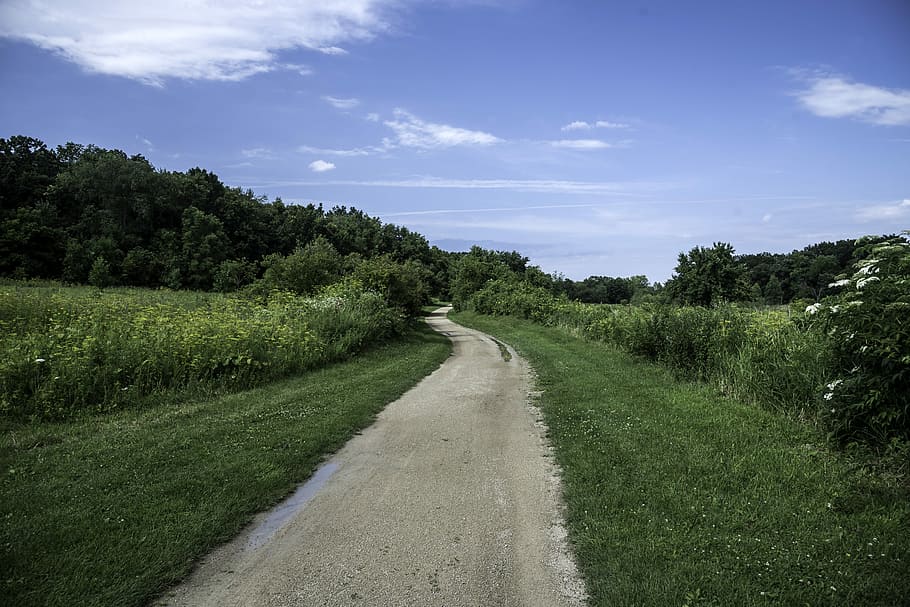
155;307;586;606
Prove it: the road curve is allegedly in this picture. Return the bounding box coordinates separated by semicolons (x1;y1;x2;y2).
156;307;586;607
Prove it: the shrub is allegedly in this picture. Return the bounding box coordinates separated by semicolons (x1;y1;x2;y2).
814;233;910;444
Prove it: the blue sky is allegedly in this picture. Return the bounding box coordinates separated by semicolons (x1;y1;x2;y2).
1;0;908;281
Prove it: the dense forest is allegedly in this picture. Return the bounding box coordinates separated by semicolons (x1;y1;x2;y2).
0;135;891;308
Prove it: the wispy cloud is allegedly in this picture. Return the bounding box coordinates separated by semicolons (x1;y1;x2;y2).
384;109;501;149
255;176;668;195
382;203;597;217
136;136;154;151
318;46;349;56
550;139;613;150
322;95;361;110
299;145;376;157
241;147;274;159
795;74;910;126
561;120;629;131
856;199;910;221
308;159;336;173
365;112;380;122
0;1;397;85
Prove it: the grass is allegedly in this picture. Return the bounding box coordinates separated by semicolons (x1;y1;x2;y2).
451;311;909;607
1;283;401;420
0;322;451;607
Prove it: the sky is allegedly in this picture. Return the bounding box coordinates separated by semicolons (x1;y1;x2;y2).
1;0;908;282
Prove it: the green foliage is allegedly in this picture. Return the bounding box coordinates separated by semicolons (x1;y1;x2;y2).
349;255;430;316
212;258;257;292
0;284;399;420
87;257;113;288
450;250;510;310
469;278;565;324
667;242;748;306
1;136;453;302
813;233;910;444
466;277;839;436
258;236;343;295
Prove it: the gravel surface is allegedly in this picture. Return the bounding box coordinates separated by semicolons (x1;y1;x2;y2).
155;308;586;606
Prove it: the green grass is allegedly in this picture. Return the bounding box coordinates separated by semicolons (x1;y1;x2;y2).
451;311;909;607
1;283;402;420
0;323;451;607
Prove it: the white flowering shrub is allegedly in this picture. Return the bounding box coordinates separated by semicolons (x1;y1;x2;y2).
817;232;910;444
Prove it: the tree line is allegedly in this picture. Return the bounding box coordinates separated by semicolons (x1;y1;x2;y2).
0;135;463;314
1;134;892;310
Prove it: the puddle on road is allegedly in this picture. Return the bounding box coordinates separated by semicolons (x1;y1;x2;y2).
245;461;340;551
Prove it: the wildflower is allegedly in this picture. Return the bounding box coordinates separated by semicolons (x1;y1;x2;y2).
824;393;834;401
826;379;843;391
856;276;879;289
828;279;850;288
805;303;822;314
34;358;46;363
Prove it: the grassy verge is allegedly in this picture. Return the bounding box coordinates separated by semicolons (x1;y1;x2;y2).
0;322;451;607
451;311;909;607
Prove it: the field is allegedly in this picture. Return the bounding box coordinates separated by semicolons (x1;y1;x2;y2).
0;313;451;606
0;283;401;420
453;311;910;606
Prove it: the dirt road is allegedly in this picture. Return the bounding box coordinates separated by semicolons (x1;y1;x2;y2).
156;308;586;606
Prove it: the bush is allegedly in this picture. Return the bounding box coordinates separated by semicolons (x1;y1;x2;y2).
813;233;910;444
349;255;429;316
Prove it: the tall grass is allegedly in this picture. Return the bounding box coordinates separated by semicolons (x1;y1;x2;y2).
0;283;400;420
469;280;834;426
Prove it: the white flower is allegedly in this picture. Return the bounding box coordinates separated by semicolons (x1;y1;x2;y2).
830;305;840;313
856;276;879;289
828;279;850;288
826;379;843;391
34;358;46;363
805;303;822;314
824;392;834;401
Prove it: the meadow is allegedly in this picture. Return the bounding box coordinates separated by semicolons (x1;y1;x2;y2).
453;310;910;606
0;282;402;421
0;291;451;606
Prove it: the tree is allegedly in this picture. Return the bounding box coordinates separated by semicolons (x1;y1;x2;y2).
666;242;747;306
259;236;343;294
763;274;783;305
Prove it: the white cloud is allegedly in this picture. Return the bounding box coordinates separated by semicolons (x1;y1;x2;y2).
796;76;910;126
595;120;628;128
561;120;628;131
561;121;591;131
241;147;273;159
384;109;501;148
322;95;360;110
283;63;313;77
856;199;910;221
308;160;336;173
317;46;349;56
762;213;773;223
365;112;380;122
137;136;154;151
550;139;612;150
0;1;394;84
299;145;376;157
